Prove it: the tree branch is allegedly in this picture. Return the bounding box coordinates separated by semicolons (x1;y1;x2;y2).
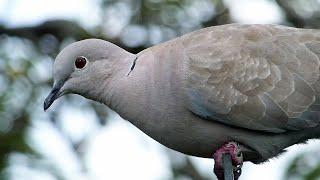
0;20;146;54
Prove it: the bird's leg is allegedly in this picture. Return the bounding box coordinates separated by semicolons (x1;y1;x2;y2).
213;142;243;180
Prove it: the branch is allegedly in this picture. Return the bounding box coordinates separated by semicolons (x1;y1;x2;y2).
222;153;234;180
0;20;146;54
0;20;93;41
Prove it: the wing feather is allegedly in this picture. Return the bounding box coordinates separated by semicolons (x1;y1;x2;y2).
183;24;320;133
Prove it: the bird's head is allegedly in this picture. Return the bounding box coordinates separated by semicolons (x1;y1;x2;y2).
44;39;134;110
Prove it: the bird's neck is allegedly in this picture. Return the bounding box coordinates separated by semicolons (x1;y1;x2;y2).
95;42;190;148
103;42;186;130
97;51;151;125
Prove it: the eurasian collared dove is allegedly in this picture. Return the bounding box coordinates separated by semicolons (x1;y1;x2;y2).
44;24;320;179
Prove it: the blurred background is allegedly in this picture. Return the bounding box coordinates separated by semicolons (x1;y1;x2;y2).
0;0;320;179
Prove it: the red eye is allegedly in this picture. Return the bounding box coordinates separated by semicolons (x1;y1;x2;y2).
75;56;87;69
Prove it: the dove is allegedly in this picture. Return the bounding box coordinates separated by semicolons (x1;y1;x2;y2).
44;24;320;180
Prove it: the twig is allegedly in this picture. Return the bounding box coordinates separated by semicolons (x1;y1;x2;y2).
222;153;234;180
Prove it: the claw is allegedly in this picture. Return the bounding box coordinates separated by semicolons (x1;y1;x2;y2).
213;142;243;180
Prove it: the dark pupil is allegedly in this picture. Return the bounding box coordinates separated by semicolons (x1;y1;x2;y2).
75;57;86;69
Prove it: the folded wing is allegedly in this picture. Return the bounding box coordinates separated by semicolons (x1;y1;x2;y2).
183;24;320;133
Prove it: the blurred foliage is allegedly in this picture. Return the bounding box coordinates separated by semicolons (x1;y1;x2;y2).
0;0;319;180
285;151;320;180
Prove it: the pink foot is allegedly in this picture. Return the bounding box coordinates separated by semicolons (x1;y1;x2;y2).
213;142;243;180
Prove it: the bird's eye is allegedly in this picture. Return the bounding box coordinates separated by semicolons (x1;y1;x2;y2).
75;56;87;69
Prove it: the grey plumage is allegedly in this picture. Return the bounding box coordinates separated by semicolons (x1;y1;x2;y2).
44;24;320;164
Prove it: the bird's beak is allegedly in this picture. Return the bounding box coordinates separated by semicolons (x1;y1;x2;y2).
44;81;64;111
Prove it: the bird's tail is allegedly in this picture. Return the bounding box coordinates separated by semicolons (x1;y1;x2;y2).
299;124;320;141
255;126;320;163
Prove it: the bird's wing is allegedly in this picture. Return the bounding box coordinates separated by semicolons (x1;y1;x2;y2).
182;24;320;133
